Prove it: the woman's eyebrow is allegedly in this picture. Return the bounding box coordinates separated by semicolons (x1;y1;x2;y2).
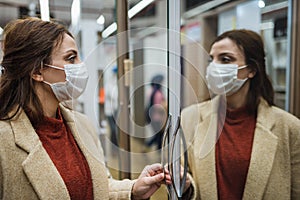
64;49;78;54
218;52;235;57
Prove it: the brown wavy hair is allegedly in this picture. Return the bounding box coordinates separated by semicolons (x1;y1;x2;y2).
211;29;274;113
0;17;73;123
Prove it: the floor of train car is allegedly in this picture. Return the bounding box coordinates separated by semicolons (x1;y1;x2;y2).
101;132;169;200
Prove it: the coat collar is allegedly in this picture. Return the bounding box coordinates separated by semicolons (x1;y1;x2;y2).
59;105;109;199
10;107;70;200
242;99;278;200
194;97;278;200
10;105;109;200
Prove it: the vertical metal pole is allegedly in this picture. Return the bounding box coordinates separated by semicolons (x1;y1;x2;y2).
116;0;131;179
286;0;292;112
288;0;300;118
168;0;181;199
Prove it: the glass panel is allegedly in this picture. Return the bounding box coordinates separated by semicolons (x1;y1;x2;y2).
127;0;168;182
181;0;290;111
128;1;169;198
96;2;168;197
83;32;119;177
95;2;291;198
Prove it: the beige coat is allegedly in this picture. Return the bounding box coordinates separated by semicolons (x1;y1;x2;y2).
0;105;135;200
181;96;300;200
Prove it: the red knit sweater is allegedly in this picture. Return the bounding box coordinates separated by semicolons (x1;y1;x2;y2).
216;106;256;200
34;108;93;200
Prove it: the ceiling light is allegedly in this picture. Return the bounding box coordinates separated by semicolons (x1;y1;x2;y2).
71;0;81;27
39;0;50;21
128;0;155;19
97;15;105;25
102;0;155;38
102;22;117;38
258;0;265;8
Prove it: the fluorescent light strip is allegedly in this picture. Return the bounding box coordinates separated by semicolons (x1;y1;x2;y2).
102;22;117;38
0;27;3;35
128;0;155;19
102;0;154;38
71;0;81;27
39;0;50;21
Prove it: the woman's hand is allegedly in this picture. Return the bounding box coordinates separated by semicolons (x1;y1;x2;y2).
181;165;191;193
164;165;191;194
131;163;168;200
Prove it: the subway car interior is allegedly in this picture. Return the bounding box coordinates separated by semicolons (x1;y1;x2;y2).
1;0;299;199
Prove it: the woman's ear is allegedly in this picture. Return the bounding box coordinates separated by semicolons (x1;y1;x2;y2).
31;71;43;82
248;68;257;78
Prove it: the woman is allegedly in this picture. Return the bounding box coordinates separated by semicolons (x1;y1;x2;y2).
0;17;168;200
181;29;300;199
145;74;167;150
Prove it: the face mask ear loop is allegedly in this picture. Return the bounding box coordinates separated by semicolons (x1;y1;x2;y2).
44;63;65;71
43;80;52;85
238;65;248;70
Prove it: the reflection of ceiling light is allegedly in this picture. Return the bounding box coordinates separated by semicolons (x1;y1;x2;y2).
102;22;117;38
128;0;155;19
0;27;3;35
258;0;265;8
39;0;50;21
102;0;155;38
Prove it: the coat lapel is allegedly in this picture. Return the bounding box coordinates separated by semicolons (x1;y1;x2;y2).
243;100;278;200
10;108;70;200
195;120;218;200
193;96;223;200
60;106;109;199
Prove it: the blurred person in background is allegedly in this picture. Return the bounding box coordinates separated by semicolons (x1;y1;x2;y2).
181;29;300;199
145;74;167;150
0;17;170;200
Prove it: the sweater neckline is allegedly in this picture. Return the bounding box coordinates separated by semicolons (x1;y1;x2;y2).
226;105;252;121
34;107;66;138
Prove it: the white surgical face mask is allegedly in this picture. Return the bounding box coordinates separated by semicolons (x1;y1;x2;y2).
43;62;89;102
205;62;248;96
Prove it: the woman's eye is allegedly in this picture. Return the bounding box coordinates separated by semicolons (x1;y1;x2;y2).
221;56;232;63
67;55;76;63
